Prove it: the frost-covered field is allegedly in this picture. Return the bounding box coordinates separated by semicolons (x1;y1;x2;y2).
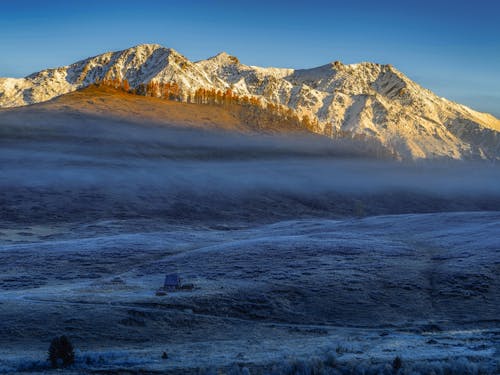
0;117;499;373
0;213;499;373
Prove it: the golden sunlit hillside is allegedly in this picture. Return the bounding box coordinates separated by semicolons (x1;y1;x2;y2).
9;84;315;134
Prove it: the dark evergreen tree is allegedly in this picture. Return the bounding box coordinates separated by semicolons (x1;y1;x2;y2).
392;356;402;373
48;335;75;368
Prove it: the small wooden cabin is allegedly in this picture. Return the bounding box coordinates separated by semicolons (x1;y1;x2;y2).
163;274;181;291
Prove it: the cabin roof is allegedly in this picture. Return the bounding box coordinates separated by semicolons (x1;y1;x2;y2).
164;274;180;286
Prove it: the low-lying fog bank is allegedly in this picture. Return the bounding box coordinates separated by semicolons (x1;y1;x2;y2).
1;116;500;225
3;160;500;224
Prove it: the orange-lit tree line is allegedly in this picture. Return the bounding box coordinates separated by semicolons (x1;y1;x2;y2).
97;78;321;132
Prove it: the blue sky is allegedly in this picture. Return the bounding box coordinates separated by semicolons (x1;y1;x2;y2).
1;0;499;116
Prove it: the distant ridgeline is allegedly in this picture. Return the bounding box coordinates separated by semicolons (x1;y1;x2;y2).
2;44;498;160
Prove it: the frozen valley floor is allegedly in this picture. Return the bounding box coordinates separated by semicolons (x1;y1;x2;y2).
0;212;498;373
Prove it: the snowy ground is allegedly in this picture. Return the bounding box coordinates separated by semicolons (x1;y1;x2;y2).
0;213;499;373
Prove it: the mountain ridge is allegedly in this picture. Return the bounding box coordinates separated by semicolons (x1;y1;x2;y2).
1;43;499;160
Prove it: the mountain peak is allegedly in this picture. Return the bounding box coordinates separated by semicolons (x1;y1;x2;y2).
206;52;240;65
0;44;499;161
128;43;164;51
122;43;185;59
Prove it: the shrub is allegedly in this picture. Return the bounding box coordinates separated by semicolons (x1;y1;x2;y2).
392;356;402;373
47;335;75;368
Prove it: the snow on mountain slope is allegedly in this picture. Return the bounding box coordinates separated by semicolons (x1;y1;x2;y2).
1;44;499;160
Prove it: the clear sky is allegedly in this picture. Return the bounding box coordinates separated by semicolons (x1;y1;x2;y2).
1;0;499;116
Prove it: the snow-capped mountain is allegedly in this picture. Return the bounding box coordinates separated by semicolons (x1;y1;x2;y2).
1;43;499;160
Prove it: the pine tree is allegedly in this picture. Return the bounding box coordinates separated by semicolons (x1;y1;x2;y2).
302;114;312;130
48;336;75;368
122;79;130;92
